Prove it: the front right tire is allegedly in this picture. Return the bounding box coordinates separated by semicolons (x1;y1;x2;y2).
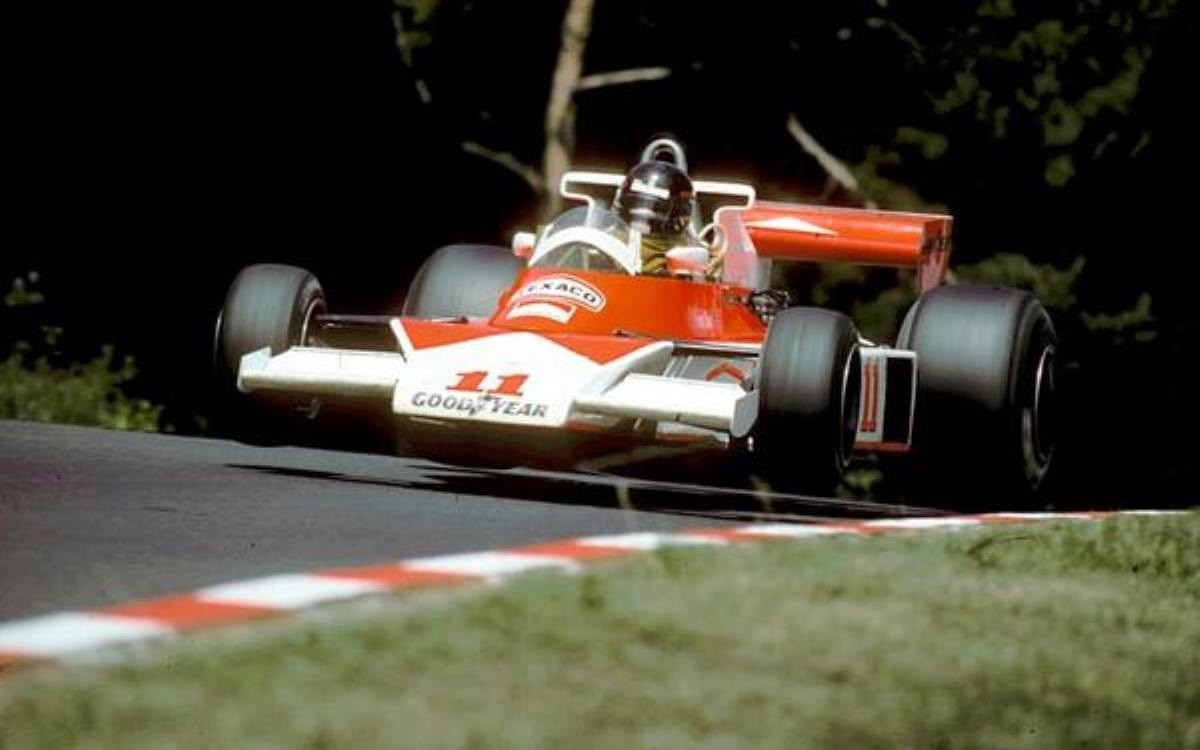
754;307;862;496
898;284;1057;502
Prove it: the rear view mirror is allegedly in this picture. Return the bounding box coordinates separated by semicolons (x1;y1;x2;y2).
511;231;537;259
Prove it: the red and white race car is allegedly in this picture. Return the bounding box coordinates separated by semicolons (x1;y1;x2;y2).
215;140;1056;497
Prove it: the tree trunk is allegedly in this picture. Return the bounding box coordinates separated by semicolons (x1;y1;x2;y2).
540;0;595;221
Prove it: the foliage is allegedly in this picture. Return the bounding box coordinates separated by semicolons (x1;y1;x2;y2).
956;253;1157;347
4;272;45;307
778;263;919;344
840;0;1176;196
0;274;161;432
955;253;1086;311
0;347;162;431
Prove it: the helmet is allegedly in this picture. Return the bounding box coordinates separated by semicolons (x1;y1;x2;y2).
613;160;695;236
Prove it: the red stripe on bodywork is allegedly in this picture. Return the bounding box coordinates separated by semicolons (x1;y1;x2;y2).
705;363;747;382
401;320;504;350
400;319;651;365
854;441;910;454
101;596;276;630
546;334;655;364
860;360;878;432
858;362;871;431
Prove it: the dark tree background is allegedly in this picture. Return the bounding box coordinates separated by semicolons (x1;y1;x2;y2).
7;0;1197;502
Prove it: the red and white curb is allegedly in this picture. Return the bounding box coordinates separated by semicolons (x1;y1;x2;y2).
0;510;1185;673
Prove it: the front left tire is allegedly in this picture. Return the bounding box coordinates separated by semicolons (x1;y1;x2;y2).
214;263;325;443
402;244;524;319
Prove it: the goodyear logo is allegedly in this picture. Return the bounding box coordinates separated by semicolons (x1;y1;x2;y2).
410;392;549;419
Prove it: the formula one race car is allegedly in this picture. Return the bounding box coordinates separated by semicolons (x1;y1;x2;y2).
215;139;1056;497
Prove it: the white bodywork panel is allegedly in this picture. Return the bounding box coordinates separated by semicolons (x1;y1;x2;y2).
853;347;917;450
388;331;670;429
237;321;757;437
238;347;406;398
574;374;757;437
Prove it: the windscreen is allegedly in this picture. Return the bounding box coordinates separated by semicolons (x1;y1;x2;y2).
530;206;637;274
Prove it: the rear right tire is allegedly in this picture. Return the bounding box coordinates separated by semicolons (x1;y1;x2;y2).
898;284;1057;502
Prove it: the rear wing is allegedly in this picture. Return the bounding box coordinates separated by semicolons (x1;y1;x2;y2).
720;201;953;291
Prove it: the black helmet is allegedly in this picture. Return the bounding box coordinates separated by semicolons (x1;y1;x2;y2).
614;160;695;236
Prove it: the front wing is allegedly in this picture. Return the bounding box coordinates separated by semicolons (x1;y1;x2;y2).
238;318;915;450
238;319;760;438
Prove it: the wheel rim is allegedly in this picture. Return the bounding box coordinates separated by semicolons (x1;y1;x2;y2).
837;346;862;468
1029;343;1056;466
212;309;224;371
299;296;326;347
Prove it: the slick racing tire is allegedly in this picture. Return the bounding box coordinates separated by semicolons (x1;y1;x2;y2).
754;307;862;496
898;284;1057;502
402;244;525;319
214;263;325;444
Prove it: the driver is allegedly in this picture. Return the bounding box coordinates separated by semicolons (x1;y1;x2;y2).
612;160;699;276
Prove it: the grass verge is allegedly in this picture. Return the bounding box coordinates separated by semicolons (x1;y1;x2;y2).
2;514;1198;749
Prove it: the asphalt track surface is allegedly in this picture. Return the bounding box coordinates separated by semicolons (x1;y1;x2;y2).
0;420;940;622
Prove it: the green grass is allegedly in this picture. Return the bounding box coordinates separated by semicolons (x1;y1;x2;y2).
2;514;1198;749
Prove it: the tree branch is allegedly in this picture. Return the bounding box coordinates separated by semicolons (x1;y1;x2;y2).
786;113;875;208
460;141;543;193
575;66;672;92
390;5;432;105
541;0;596;220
